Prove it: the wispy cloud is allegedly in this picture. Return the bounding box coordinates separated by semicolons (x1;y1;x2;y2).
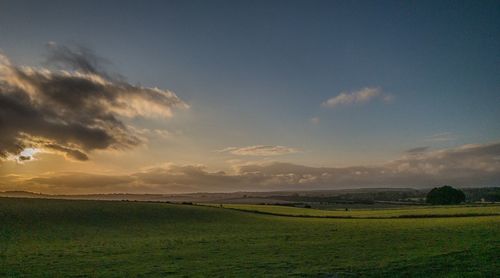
310;117;320;125
0;44;187;161
425;132;456;142
322;87;392;108
127;126;176;141
405;146;430;154
217;145;300;156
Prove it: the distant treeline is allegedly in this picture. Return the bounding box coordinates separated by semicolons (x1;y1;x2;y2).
261;187;499;204
267;190;424;204
462;187;500;202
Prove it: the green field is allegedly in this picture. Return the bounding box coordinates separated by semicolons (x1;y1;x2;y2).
1;198;498;277
209;204;500;218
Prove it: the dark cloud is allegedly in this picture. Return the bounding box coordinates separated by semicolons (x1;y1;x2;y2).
45;42;109;76
0;44;187;161
405;146;430;154
6;142;499;194
44;144;89;161
18;156;31;161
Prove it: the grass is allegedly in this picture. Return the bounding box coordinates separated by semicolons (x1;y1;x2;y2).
0;197;498;277
205;203;500;218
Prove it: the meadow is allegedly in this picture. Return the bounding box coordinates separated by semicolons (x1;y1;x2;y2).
0;197;498;277
209;203;500;218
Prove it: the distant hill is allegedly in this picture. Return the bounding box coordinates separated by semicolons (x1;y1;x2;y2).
1;187;497;204
0;191;51;198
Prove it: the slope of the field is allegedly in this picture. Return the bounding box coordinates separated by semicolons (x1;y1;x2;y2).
210;204;500;218
0;197;498;277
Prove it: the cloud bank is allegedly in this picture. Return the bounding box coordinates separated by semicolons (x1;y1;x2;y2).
322;87;392;108
217;145;300;156
3;142;499;194
0;44;187;161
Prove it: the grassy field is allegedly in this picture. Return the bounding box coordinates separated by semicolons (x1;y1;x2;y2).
208;203;500;218
0;198;498;277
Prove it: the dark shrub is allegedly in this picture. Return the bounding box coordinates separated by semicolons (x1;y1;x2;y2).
426;186;466;205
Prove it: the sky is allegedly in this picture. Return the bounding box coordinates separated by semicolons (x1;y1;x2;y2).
0;0;499;194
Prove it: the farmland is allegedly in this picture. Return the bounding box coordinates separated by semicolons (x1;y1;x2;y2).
1;197;499;277
209;203;500;218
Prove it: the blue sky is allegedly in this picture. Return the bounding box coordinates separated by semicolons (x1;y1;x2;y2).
0;0;499;193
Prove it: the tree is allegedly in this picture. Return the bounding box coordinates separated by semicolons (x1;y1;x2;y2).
426;186;466;205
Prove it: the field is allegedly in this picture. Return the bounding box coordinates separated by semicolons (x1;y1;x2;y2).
209;204;500;218
1;198;499;277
